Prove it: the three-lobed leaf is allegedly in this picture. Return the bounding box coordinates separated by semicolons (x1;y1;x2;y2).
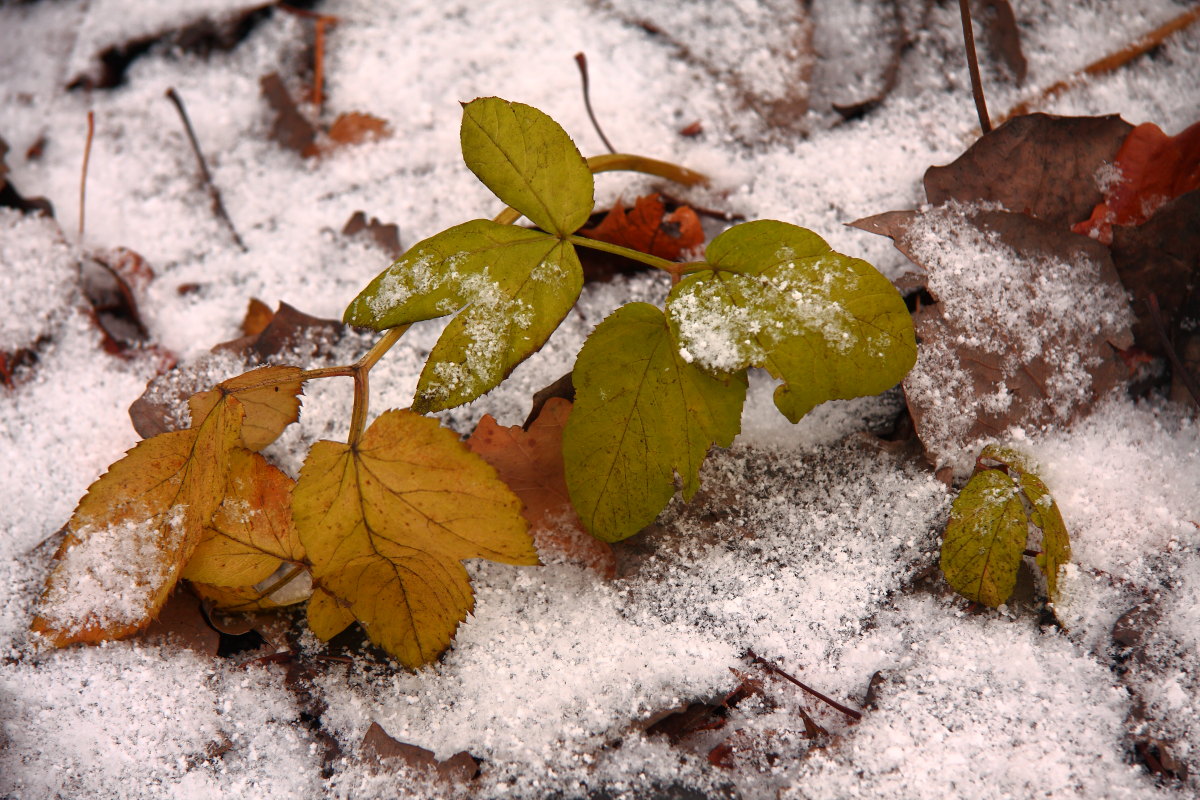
292;409;537;668
344;220;584;412
460;97;594;235
666;220;916;423
563;303;745;542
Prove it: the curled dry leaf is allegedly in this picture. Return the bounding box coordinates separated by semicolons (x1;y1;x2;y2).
579;193;704;262
466;397;617;578
293;410;537;668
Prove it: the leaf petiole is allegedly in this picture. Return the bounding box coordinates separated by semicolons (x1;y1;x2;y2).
568;234;681;274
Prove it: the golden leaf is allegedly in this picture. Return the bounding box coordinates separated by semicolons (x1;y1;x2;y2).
306;587;356;641
189;365;304;451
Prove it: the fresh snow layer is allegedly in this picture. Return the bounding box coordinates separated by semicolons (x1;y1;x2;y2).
1;0;1199;798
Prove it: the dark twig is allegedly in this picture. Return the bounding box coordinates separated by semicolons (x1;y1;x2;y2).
958;0;992;133
1148;292;1200;409
747;650;863;721
165;88;247;251
79;111;94;238
574;52;617;154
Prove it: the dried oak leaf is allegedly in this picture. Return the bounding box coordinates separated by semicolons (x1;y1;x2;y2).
31;390;249;645
924;113;1132;228
1074;120;1200;245
466;397;616;579
579;193;703;262
853;205;1133;473
293;409;537;668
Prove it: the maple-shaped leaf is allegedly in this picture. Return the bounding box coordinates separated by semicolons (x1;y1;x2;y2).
466;398;616;578
579;194;704;261
182;449;305;587
564;303;746;543
940;444;1071;607
31;393;246;645
189;365;304;451
1074;120;1200;245
666;220;916;423
344;220;583;412
292;410;537;668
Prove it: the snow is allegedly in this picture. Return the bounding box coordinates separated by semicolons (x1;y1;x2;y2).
1;0;1199;798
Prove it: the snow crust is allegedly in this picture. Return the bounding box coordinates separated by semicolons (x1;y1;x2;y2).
1;0;1199;797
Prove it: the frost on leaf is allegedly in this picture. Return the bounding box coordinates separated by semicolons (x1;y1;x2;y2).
292;410;537;668
666;220;915;423
940;444;1071;607
855;205;1133;474
460;97;594;236
344;220;583;412
31;393;246;645
563;303;746;543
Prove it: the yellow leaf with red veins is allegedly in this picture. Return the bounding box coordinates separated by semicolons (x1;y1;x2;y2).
182;449;304;586
32;394;246;646
293;409;537;668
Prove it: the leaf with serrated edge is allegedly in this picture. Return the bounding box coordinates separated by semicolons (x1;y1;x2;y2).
1021;473;1070;600
307;587;355;640
32;395;245;645
564;303;746;542
940;468;1027;607
343;220;583;412
189;365;304;451
293;410;537;667
667;220;915;423
460;97;594;235
183;449;304;587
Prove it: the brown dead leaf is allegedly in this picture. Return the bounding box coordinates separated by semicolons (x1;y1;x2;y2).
142;588;221;655
261;72;318;157
579;193;704;262
977;0;1027;84
466;398;616;579
361;722;480;783
327;112;390;147
242;298;274;337
342;211;402;259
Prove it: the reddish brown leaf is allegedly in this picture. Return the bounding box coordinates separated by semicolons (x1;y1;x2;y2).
326;112;390;147
1074;121;1200;245
579;193;704;261
360;723;479;782
261;73;317;157
342;211;402;259
978;0;1027;84
142;589;221;655
466;397;616;579
241;298;274;338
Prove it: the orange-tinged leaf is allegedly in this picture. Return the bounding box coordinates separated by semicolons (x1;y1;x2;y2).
307;587;355;640
580;193;704;261
182;449;304;586
1074;120;1200;244
466;398;616;578
327;112;391;147
31;395;245;646
189;365;304;451
293;409;537;668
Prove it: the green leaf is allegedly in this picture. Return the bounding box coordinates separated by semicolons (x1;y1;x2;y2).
666;220;916;423
1020;472;1070;600
940;468;1027;607
563;302;746;543
460;97;594;236
343;220;584;411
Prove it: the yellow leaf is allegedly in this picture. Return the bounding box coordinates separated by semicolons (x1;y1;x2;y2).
189;365;304;451
182;449;304;586
191;564;313;612
306;587;356;640
293;409;537;668
32;394;246;646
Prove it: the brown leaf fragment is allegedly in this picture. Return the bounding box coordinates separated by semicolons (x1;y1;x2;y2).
261;72;317;157
923;113;1133;228
467;398;616;579
242;297;275;337
142;589;221;655
80;248;157;354
188;365;304;451
819;0;905;118
342;211;402;259
0;136;54;215
361;723;480;782
579;193;704;262
524;371;575;429
977;0;1027;84
327;112;390;147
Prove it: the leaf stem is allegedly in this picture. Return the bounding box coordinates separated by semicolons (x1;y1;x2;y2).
958;0;992;134
587;153;708;186
346;324;409;445
256;563;308;601
568;234;683;276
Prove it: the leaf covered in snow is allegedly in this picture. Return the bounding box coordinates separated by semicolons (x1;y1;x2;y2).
666;220;916;423
292;409;537;668
564;302;745;543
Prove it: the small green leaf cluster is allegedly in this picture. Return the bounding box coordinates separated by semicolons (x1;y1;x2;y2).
940;444;1071;608
348;97;918;543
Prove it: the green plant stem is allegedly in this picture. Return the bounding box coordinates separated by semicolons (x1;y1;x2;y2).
568;234;677;272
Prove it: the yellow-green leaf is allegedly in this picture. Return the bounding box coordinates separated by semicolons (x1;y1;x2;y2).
182;449;304;587
460;97;594;235
940;468;1027;607
31;395;246;645
1020;472;1070;600
563;303;746;543
188;365;304;451
666;220;916;423
292;410;537;668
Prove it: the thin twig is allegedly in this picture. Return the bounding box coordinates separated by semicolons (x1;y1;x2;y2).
79;110;94;239
747;650;863;721
574;52;617;154
313;16;334;111
959;0;992;133
1148;292;1200;409
165;88;247;252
